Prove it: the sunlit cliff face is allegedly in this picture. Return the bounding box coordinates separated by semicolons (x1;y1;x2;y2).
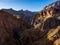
31;1;60;29
31;9;54;29
45;1;60;10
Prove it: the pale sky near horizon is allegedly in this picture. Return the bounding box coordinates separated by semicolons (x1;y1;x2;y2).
0;0;57;11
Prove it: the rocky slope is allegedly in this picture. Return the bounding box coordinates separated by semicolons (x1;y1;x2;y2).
20;17;60;45
0;10;31;45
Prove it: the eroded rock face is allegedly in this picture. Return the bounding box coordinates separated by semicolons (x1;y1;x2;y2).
43;17;60;30
31;1;60;29
29;1;60;45
41;17;60;40
54;39;60;45
19;17;60;45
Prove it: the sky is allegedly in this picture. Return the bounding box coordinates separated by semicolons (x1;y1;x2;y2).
0;0;57;11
